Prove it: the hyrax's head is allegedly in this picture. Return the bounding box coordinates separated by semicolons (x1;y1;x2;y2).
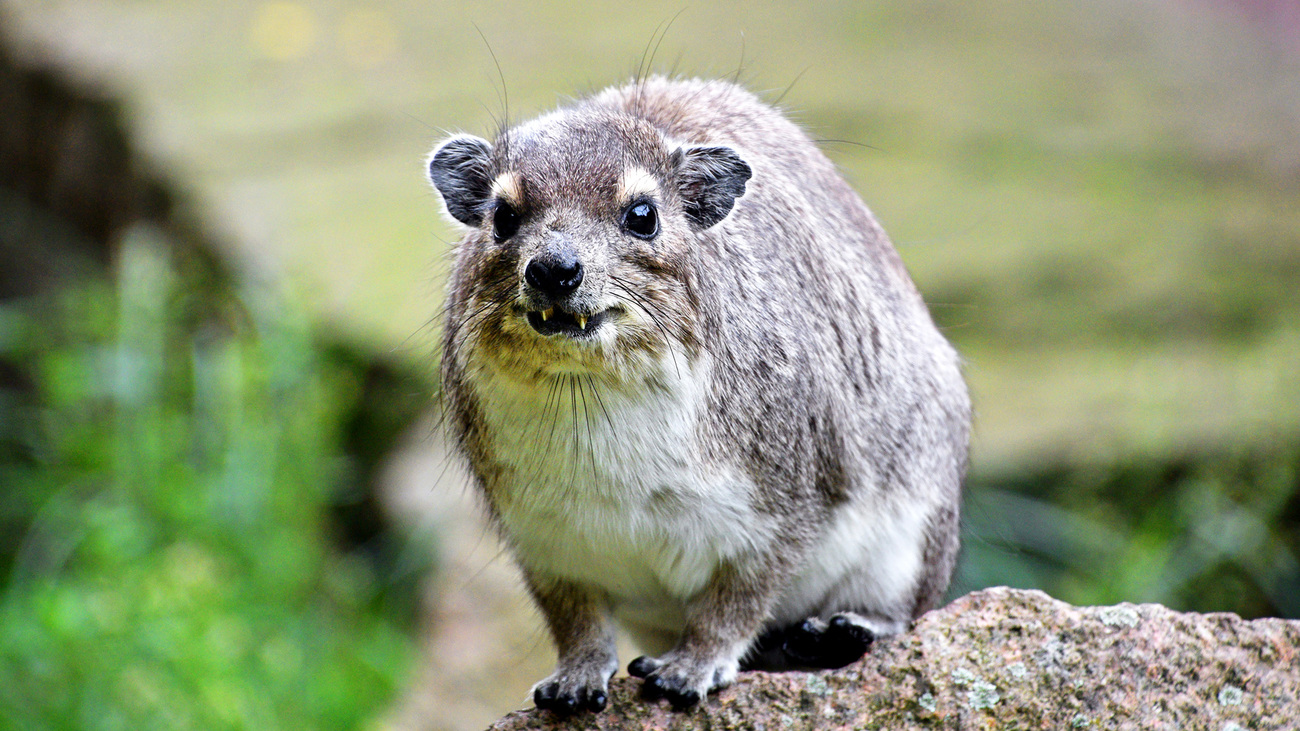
428;104;750;383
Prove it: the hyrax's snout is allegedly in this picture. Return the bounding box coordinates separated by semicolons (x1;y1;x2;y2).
524;253;583;299
521;245;608;339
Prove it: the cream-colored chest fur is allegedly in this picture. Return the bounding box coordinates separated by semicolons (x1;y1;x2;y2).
471;356;776;617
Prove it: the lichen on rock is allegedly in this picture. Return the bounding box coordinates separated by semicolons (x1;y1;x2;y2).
966;681;999;710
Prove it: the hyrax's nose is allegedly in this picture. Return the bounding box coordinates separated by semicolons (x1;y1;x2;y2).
524;253;584;298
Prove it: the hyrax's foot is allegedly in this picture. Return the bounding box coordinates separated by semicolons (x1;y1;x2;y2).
627;651;738;710
781;612;877;669
531;657;618;717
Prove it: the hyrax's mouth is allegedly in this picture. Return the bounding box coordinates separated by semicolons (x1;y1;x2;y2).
525;307;609;338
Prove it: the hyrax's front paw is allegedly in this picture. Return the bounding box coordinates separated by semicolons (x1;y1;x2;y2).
531;656;618;716
627;651;738;710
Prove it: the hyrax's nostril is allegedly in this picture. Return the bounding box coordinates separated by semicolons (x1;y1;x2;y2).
524;254;584;298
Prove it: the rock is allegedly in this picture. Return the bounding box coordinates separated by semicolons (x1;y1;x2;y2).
485;587;1300;730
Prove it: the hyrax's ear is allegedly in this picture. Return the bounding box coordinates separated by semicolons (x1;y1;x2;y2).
427;134;494;226
674;145;752;230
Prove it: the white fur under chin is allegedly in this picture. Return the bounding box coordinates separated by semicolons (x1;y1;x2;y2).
475;350;775;613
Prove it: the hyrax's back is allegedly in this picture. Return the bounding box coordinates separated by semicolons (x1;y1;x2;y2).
598;78;970;620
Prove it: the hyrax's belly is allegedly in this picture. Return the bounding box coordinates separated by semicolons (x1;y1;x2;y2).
476;365;776;608
496;446;773;603
770;489;931;627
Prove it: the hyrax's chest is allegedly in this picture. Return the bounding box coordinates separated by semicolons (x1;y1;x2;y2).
468;360;774;601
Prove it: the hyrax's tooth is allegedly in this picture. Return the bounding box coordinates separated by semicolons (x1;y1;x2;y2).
577;315;588;330
541;308;553;321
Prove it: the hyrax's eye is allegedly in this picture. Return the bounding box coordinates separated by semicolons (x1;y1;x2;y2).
492;201;521;242
622;201;658;240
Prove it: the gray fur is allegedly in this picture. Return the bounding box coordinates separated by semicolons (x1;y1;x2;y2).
427;77;970;713
428;134;494;225
674;145;752;228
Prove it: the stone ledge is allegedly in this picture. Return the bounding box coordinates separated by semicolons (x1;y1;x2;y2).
486;587;1300;730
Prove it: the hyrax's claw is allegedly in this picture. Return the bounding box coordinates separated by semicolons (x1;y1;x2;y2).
628;655;658;678
782;617;829;665
667;688;702;710
829;614;875;646
531;661;614;717
631;650;734;710
533;680;578;717
640;674;666;700
638;671;703;709
533;681;557;706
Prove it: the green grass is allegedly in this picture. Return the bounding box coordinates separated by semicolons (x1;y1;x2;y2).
0;228;412;730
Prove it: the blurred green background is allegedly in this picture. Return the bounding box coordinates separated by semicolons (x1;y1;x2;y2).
1;0;1297;729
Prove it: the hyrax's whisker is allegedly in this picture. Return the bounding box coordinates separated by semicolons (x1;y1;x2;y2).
443;281;513;348
610;277;681;378
585;375;616;432
530;374;562;450
567;374;581;488
609;275;674;330
545;374;564;451
576;375;598;476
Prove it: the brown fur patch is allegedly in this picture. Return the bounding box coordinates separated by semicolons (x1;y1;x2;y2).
617;166;661;203
490;171;523;207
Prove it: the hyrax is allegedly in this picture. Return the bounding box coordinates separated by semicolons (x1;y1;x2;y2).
427;77;970;714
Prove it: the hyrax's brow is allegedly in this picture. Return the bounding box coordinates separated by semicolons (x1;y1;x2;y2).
617;166;660;203
490;171;524;208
